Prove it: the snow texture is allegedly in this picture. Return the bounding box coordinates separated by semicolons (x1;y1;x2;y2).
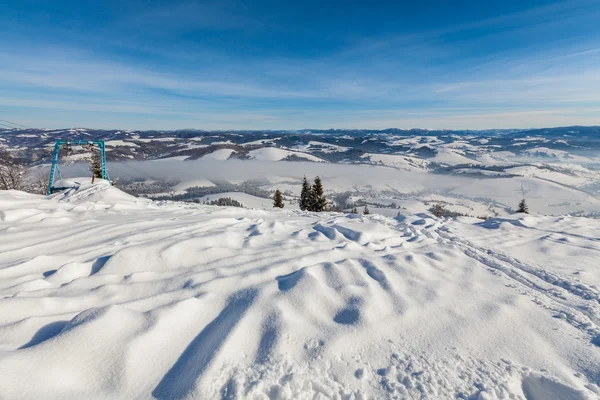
0;183;599;399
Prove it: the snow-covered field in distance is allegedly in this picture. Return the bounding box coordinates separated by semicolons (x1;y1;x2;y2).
5;125;600;219
0;181;599;399
58;157;600;218
197;192;299;210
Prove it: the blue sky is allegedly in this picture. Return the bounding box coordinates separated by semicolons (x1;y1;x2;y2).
1;0;599;130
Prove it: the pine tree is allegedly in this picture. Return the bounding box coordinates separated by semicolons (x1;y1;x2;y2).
517;199;528;214
89;150;102;183
311;176;327;212
299;176;312;211
363;205;370;215
273;189;284;208
352;207;358;214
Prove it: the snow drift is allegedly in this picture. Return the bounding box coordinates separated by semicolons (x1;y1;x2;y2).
0;184;599;399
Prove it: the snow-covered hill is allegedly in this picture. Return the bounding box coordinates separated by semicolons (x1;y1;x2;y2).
0;183;599;399
247;147;324;162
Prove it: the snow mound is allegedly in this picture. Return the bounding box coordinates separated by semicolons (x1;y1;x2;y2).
0;191;598;399
314;221;398;244
521;374;591;400
50;178;140;206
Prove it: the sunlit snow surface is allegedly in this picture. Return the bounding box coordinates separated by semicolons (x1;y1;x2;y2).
0;182;599;399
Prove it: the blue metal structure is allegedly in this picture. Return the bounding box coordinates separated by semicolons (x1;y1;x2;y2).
47;140;111;195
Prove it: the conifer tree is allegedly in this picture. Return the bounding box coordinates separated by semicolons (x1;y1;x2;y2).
89;150;102;183
352;207;358;214
273;189;284;208
517;199;529;214
517;183;530;214
299;176;312;211
363;205;370;215
311;176;327;212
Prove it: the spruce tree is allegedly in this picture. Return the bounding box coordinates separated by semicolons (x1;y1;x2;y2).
312;176;327;212
273;189;284;208
363;205;370;215
517;199;529;214
299;176;312;211
89;150;103;183
352;207;358;214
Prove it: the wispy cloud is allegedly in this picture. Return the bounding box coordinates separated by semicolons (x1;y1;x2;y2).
1;0;599;129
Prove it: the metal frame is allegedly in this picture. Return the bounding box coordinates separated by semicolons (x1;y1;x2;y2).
47;140;111;195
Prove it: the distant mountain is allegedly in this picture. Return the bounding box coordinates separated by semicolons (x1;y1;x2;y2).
1;126;599;166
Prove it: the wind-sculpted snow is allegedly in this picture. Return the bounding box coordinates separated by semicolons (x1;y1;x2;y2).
0;184;599;399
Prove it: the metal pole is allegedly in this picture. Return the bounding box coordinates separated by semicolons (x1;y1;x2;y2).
47;140;63;195
98;141;110;183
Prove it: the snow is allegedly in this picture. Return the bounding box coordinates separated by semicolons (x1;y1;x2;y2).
514;136;550;142
105;140;139;147
171;179;216;192
247;148;324;162
505;165;595;187
196;192;299;210
0;184;599;398
48;178;142;206
361;153;431;172
454;168;508;176
387;136;444;147
477;150;517;164
183;143;210;150
201;148;237;160
241;137;281;146
523;147;590;162
295;141;350;153
431;148;480;165
134;137;177;142
135;158;600;216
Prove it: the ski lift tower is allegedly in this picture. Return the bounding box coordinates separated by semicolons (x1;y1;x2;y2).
47;140;111;195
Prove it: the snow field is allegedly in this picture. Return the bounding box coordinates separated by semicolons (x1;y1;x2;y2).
202;149;238;160
247;147;324;162
0;184;599;399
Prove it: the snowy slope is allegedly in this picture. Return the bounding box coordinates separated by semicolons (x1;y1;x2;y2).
173;179;216;191
295;141;351;153
0;185;599;399
197;192;299;210
247;147;324;162
430;148;480;165
202;149;238;160
361;153;431;172
505;164;599;188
